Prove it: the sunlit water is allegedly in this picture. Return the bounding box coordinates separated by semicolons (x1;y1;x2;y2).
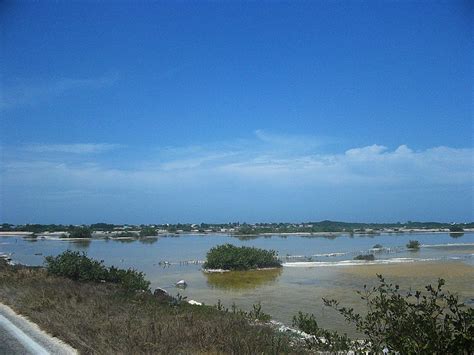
1;232;473;334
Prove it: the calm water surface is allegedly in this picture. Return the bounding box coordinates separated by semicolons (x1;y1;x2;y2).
1;232;473;334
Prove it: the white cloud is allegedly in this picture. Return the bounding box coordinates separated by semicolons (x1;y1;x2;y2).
2;135;472;222
345;144;388;159
0;74;118;109
22;143;122;154
3;138;473;190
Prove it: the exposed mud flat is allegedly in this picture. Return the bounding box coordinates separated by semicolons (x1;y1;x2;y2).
339;260;474;278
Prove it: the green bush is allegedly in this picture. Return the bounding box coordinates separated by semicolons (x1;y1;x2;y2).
449;225;464;232
139;227;158;237
353;254;375;261
294;275;474;353
68;227;92;238
203;244;282;271
45;251;150;292
406;240;420;249
292;312;351;351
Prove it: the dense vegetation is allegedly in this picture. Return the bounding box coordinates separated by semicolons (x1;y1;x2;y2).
353;254;375;261
68;226;92;238
45;251;150;292
139;227;158;237
2;220;472;235
203;244;282;270
294;275;474;353
407;240;421;249
450;225;464;232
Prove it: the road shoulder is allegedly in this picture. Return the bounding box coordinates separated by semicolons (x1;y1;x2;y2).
0;303;77;355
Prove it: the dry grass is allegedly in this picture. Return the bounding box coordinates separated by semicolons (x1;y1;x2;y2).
0;261;304;354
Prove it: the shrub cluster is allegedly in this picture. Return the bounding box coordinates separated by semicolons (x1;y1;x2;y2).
353;254;375;261
203;244;282;271
292;312;351;351
45;250;150;292
214;300;271;322
406;240;421;249
68;227;92;238
139;227;158;237
449;225;464;232
294;275;474;353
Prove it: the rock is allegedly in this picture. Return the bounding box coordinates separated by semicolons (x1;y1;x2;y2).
176;280;187;288
153;288;169;297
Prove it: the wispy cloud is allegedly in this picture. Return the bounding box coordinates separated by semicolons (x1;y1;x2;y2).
21;143;122;154
4;134;473;186
2;133;473;222
254;129;330;151
0;74;118;109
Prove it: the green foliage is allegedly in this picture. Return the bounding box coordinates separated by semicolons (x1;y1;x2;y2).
45;250;106;281
317;275;474;353
353;254;375;261
247;302;271;321
68;227;92;238
203;244;282;270
373;244;383;249
139;227;158;237
406;240;421;249
107;266;150;292
45;251;150;292
214;300;271;322
90;223;115;231
292;312;351;351
169;293;188;307
449;225;464;232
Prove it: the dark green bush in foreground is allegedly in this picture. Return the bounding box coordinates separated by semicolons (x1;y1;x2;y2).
292;312;351;351
45;251;150;292
294;275;474;353
203;244;282;270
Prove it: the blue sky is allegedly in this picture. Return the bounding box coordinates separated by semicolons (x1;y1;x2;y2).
1;1;472;224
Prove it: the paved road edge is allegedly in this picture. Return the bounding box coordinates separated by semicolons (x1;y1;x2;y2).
0;303;77;354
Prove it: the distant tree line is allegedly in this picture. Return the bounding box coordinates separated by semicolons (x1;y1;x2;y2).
1;220;471;235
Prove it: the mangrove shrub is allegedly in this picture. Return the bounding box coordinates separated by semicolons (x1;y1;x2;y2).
294;275;474;353
45;250;150;292
203;244;282;270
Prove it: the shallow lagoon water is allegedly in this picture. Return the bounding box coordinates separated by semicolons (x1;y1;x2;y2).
1;232;473;334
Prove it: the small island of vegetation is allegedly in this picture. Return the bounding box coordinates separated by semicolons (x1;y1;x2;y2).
354;254;375;261
407;240;421;250
203;244;282;271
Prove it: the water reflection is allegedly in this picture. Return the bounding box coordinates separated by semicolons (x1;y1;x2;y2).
138;237;159;244
449;232;464;238
111;238;136;243
235;235;260;241
71;239;92;249
205;268;282;290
